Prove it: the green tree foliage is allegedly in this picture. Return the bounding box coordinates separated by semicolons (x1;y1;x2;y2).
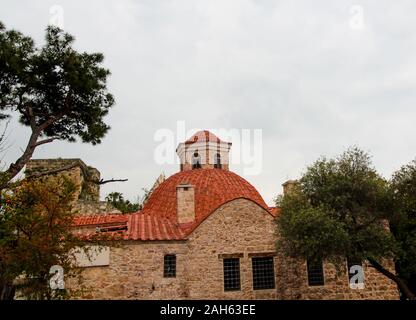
277;147;415;299
105;192;140;213
0;21;114;188
0;178;103;300
390;160;416;295
0;177;117;300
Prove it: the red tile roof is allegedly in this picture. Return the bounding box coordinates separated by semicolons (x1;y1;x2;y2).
73;213;184;240
73;214;128;226
74;168;273;241
185;130;229;145
124;213;186;241
141;168;269;226
268;207;281;217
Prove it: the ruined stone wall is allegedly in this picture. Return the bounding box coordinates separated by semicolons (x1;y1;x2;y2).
74;200;121;216
26;158;100;202
25;159;121;215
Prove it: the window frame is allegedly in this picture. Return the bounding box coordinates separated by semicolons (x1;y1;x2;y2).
306;259;325;286
163;254;176;278
223;258;241;292
251;256;276;290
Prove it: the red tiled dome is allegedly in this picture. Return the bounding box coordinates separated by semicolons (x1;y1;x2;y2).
185;130;229;145
140;168;269;232
74;169;273;241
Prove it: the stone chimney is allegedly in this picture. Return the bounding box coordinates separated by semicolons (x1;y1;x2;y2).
176;182;195;224
282;180;297;196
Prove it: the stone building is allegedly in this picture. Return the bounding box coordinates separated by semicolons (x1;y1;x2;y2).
26;158;120;216
71;131;399;300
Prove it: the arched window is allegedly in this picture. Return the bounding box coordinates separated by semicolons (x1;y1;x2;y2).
192;151;202;169
214;153;222;169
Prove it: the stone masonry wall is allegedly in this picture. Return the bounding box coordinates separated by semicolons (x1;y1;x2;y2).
71;241;189;299
177;185;195;224
26;159;120;215
71;198;400;300
186;199;278;299
75;200;121;216
26;159;100;202
276;257;399;300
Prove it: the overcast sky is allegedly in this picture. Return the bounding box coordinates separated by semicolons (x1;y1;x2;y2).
1;0;416;205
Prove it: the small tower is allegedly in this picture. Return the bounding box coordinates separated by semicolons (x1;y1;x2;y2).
176;130;232;171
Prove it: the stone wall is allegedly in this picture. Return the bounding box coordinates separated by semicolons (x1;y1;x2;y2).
26;158;101;201
70;198;400;300
75;200;121;216
186;199;278;299
26;158;120;215
275;256;399;300
70;241;189;299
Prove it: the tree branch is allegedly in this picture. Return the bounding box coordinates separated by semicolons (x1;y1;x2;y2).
90;178;128;185
1;103;69;190
367;257;415;300
37;111;67;131
27;105;37;131
2;130;40;189
37;93;72;132
34;137;60;147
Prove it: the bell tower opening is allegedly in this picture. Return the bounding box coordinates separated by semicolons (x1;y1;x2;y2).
214;153;221;169
192;151;202;169
176;130;232;172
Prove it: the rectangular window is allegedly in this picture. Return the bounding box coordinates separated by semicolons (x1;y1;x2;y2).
347;259;363;282
223;258;241;291
307;259;324;286
164;254;176;278
252;257;275;290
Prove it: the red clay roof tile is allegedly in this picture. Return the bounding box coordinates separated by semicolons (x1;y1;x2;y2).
185;130;229;145
73;168;272;241
73;214;128;226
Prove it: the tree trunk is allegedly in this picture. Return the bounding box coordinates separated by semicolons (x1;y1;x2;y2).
0;131;39;190
0;283;15;300
367;257;415;300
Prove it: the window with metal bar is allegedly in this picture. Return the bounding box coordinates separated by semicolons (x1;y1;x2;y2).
252;257;275;290
223;258;241;291
164;254;176;278
307;259;324;286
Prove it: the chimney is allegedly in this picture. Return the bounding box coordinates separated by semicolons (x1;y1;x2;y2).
282;180;297;196
176;182;195;224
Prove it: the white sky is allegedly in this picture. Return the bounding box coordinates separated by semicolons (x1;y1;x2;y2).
1;0;416;205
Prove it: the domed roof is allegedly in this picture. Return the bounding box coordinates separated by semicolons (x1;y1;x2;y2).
185;130;230;145
140;168;269;232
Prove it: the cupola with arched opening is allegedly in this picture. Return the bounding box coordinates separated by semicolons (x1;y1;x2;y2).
176;130;232;171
